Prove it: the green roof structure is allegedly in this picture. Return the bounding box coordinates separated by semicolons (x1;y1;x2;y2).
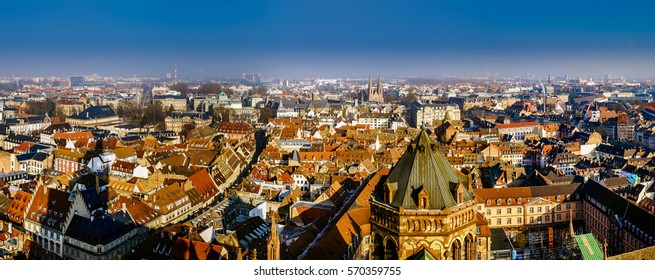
385;129;474;210
574;234;604;260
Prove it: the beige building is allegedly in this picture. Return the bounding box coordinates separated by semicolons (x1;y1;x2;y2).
474;184;582;232
164;113;212;133
154;95;187;112
370;129;483;260
409;101;461;128
66;106;120;126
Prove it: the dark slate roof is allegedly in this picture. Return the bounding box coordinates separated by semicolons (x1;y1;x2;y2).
80;188;103;211
490;228;512;251
5;133;36;143
154;95;186;100
385;129;473;210
64;213;136;246
69;105;117;120
16;152;49;162
41;123;72;134
28;144;54;153
5;116;49;126
581;179;655;235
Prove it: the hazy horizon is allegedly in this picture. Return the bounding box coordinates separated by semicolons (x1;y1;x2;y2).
2;1;655;79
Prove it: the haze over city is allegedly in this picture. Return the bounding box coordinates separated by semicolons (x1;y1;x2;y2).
1;1;655;78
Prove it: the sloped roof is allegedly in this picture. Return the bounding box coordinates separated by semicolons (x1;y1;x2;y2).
385;129;473;210
68;105;117;120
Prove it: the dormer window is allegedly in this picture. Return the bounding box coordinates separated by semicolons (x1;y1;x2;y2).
496;199;501;205
506;199;511;205
418;188;429;209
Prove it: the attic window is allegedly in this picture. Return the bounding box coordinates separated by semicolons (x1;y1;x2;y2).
506;199;511;205
496;199;501;205
418;189;429;209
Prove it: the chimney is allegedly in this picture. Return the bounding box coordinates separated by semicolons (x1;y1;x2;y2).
7;223;12;234
122;203;127;213
86;112;89;118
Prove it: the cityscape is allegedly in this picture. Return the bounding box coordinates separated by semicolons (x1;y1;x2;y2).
1;1;655;263
0;73;653;260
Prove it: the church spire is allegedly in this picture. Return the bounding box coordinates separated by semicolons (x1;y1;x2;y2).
367;73;373;101
267;214;280;260
569;208;575;238
377;72;382;97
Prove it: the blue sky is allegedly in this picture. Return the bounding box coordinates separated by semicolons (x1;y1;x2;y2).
1;0;655;78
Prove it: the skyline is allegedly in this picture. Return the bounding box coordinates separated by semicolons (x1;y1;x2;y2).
1;1;655;78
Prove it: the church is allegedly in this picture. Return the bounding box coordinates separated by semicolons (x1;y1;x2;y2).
360;73;385;103
369;128;482;260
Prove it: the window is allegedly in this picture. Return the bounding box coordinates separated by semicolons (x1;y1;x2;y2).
517;208;522;214
486;200;491;205
506;199;511;205
517;198;522;204
566;213;570;219
537;217;542;224
486;210;491;216
497;209;502;215
496;218;501;225
538;207;542;213
576;203;581;209
507;208;512;214
545;215;550;222
507;218;512;224
530;207;534;213
566;204;571;210
517;217;522;224
557;205;561;211
545;206;550;212
530;217;534;223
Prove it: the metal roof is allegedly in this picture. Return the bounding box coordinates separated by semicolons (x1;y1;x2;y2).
574;234;604;260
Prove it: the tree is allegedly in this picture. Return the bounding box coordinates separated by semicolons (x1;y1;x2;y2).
167;105;175;116
26;99;56;116
259;107;274;123
213;106;235;122
197;83;224;95
141;101;166;126
169;83;190;94
401;92;418;107
253;86;268;96
55;107;67;121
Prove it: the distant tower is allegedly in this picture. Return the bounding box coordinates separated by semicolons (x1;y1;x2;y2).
174;64;178;82
267;215;281;260
367;74;373;102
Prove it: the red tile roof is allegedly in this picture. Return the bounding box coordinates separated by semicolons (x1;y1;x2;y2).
7;190;32;224
170;237;227;260
187;169;219;202
26;186;72;231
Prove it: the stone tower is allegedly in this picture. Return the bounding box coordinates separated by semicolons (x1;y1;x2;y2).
369;73;385;102
370;129;478;260
267;215;280;260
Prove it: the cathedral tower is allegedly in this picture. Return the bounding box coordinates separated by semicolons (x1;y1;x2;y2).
370;129;477;260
